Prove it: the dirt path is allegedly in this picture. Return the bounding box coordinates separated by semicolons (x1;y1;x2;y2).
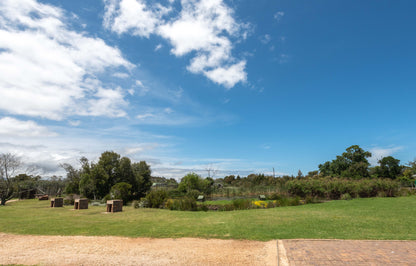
0;233;277;265
2;233;416;265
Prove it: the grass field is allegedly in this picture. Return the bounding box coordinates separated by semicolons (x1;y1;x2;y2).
1;196;415;241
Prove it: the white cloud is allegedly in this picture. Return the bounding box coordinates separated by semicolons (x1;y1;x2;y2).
204;60;247;89
274;11;284;21
369;146;403;165
113;72;130;78
0;117;57;137
135;107;195;125
137;113;156;120
103;0;167;38
124;143;159;155
277;53;290;64
164;107;174;114
135;80;145;87
104;0;248;88
0;0;133;120
68;120;81;127
86;87;128;118
260;34;271;44
154;43;163;51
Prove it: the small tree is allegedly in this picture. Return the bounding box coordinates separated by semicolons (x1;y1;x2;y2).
178;173;202;193
110;182;132;205
0;153;21;205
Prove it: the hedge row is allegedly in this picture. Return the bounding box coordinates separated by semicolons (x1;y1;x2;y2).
286;178;399;199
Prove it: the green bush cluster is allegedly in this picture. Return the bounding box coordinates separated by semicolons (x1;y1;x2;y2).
166;197;198;211
287;178;399;199
144;189;168;208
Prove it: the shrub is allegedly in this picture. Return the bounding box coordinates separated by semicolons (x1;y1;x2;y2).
166;197;197;211
288;196;301;206
232;198;252;210
110;182;132;205
252;200;267;208
340;193;352;200
287;178;399;200
186;189;200;200
132;200;140;208
63;194;75;205
198;204;209;212
145;189;168;208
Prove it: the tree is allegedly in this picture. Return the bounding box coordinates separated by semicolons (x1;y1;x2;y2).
224;175;235;184
178;173;202;193
0;153;21;205
318;145;372;178
377;156;401;179
342;145;372;165
76;152;152;201
110;182;132;204
62;163;81;194
97;151;121;192
132;161;152;199
79;159;109;200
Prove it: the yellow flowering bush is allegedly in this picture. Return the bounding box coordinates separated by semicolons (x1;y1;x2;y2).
253;200;267;208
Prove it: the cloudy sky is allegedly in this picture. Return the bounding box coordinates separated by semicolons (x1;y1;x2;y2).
0;0;415;179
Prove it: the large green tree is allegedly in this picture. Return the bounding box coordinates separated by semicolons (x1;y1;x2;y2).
132;161;152;199
76;152;152;201
376;156;401;179
319;145;372;178
62;163;81;195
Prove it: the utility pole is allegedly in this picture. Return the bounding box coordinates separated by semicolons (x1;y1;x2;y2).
273;167;275;178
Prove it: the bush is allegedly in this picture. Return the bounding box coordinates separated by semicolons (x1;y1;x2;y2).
110;182;132;205
340;193;352;200
288;196;301;206
287;178;399;200
166;197;197;211
132;200;140;208
63;194;75;205
102;194;112;203
232;198;252;210
186;189;200;200
145;189;168;208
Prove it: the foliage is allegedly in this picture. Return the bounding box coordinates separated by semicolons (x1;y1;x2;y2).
110;182;132;205
319;145;372;178
287;177;399;199
13;174;40;199
68;152;152;202
132;161;152;199
144;189;168;208
166;197;197;211
232;198;252;210
178;173;202;193
375;156;402;179
178;172;214;195
0;153;21;205
340;193;352;200
61;163;80;194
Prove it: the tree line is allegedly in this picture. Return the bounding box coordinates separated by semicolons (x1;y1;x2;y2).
1;145;416;205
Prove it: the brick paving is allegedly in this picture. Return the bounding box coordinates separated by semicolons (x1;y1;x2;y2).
281;239;416;265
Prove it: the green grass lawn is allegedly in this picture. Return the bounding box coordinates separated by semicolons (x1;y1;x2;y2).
1;196;415;241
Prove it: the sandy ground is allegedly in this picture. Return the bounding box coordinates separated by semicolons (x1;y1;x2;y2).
0;233;277;266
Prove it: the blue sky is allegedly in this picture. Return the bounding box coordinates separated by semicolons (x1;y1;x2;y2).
0;0;415;179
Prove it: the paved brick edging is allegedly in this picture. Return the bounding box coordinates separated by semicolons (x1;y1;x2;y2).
281;239;416;265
